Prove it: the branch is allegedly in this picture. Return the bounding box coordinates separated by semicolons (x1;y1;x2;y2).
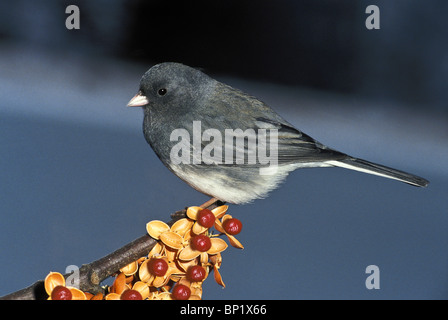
0;199;222;300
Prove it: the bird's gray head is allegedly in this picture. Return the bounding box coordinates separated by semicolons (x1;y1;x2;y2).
127;62;213;115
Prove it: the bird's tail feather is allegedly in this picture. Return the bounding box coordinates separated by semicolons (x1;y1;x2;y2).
326;158;429;187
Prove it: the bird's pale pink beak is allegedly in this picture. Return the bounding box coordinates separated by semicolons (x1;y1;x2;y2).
127;92;149;107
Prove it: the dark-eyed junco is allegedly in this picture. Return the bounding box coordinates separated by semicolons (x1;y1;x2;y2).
128;62;428;204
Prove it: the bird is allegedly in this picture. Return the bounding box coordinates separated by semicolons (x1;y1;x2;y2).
127;62;429;204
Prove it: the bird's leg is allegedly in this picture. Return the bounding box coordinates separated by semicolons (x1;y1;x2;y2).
171;198;225;221
200;197;219;209
200;197;225;210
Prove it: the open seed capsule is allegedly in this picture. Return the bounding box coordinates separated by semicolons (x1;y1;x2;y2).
69;287;87;300
44;272;65;296
120;261;138;276
159;231;184;249
208;238;228;254
146;220;170;239
170;218;194;237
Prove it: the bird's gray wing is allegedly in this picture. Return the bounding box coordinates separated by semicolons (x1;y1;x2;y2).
193;115;346;166
195;82;347;166
253;117;347;165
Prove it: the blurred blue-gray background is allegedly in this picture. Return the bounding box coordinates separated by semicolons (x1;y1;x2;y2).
0;0;447;299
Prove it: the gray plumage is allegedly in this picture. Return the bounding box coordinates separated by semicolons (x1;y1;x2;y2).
128;62;429;204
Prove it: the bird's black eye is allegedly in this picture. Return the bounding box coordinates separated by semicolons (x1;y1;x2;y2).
158;88;167;96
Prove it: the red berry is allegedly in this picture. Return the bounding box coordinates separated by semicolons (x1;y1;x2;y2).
121;289;143;300
172;284;191;300
148;258;169;277
51;285;72;300
222;218;242;235
197;209;215;228
186;265;206;282
191;235;211;252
